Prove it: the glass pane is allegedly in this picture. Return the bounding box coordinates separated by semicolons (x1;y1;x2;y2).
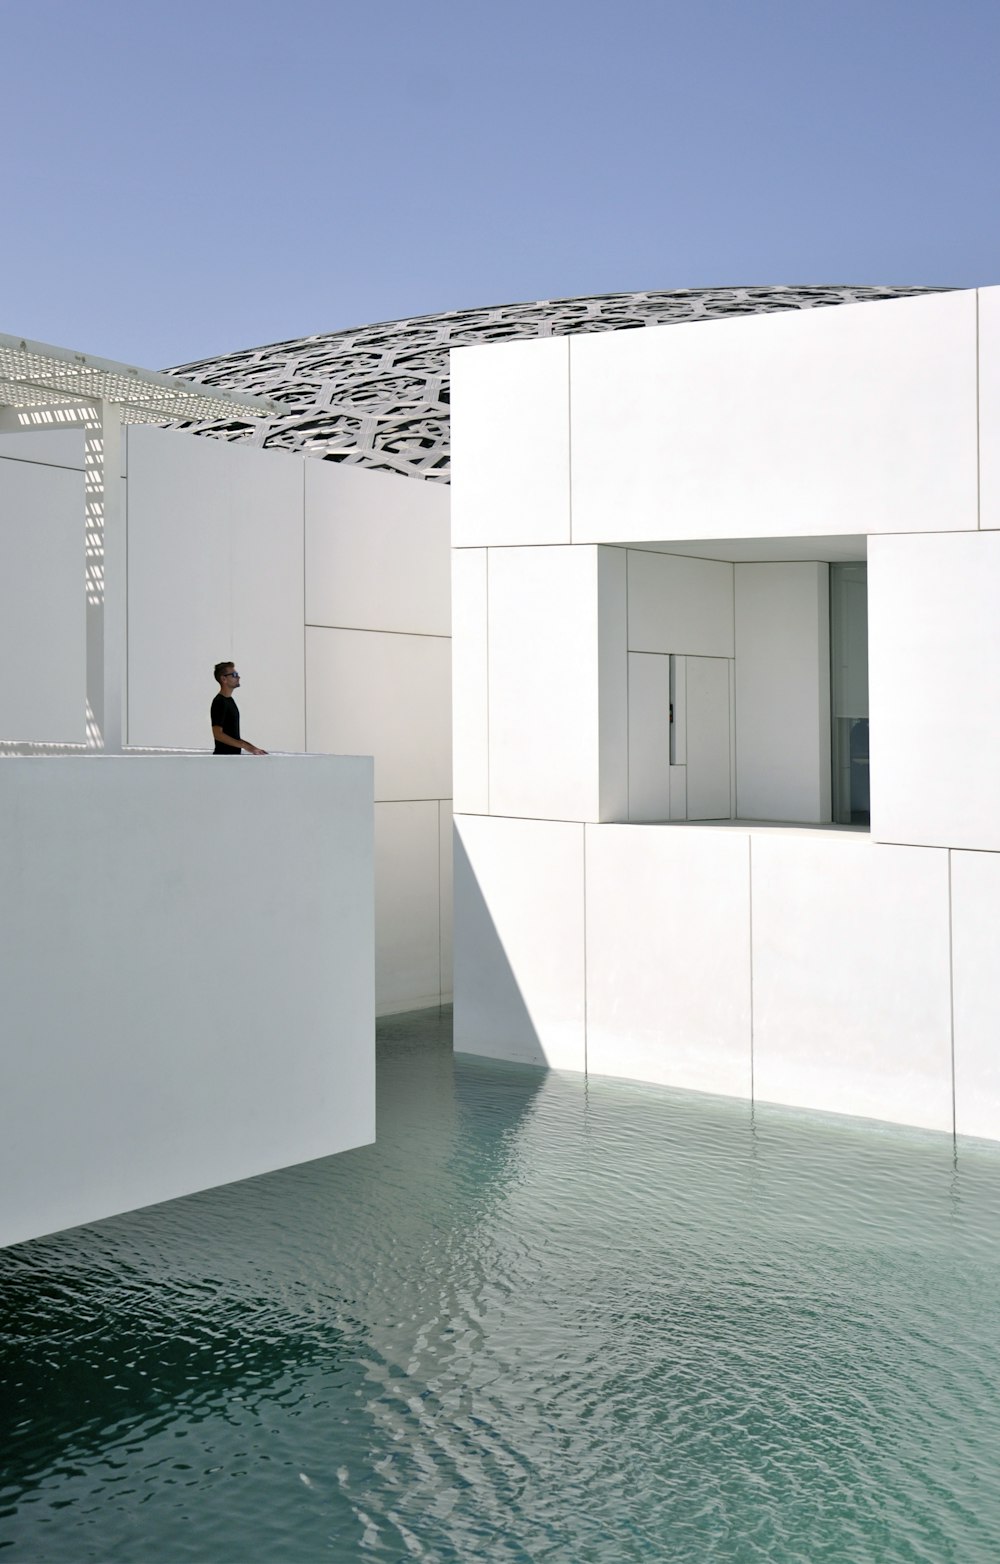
830;564;869;826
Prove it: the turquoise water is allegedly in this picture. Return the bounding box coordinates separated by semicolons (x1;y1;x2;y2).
3;1010;1000;1563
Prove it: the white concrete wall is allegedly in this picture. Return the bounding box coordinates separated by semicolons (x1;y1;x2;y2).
451;285;1000;1141
1;428;453;1018
0;455;86;742
126;426;306;754
303;459;453;1013
869;530;1000;852
0;754;374;1248
569;289;978;544
734;563;832;822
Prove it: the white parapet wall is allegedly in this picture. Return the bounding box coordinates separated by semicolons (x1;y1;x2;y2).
0;753;374;1248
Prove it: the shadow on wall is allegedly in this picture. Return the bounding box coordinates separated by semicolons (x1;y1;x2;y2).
452;831;549;1069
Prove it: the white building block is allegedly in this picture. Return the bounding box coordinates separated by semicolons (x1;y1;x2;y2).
451;546;489;813
126;427;305;753
0;431;88;471
374;800;442;1015
869;531;1000;851
305;625;451;801
734;563;831;822
951;848;1000;1142
451;337;570;547
305;460;450;636
627;548;734;656
453;814;585;1070
0;754;374;1247
570;290;978;543
488;544;626;821
0;456;85;742
751;834;952;1132
978;285;1000;531
585;824;752;1097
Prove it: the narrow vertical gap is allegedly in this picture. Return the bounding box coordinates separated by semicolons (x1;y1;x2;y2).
948;849;957;1142
437;800;443;1007
976;289;982;530
484;549;491;814
748;834;755;1104
625;554;631;819
302;468;308;750
566;338;573;544
582;822;588;1078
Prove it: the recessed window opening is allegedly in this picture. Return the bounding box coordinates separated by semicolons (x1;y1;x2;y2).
830;563;869;827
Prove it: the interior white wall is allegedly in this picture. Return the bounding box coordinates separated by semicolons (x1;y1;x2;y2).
627;653;671;820
585;824;752;1097
0;455;85;742
450;337;570;547
126;427;305;753
626;548;734;656
869;530;1000;851
734;563;832;822
0;754;374;1248
569;290;978;544
951;848;1000;1141
453;813;585;1070
305;460;450;636
305;624;451;802
751;833;952;1132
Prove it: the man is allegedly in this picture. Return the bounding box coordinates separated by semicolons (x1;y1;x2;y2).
210;662;267;755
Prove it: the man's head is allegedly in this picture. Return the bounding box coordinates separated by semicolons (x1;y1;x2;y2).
214;661;240;692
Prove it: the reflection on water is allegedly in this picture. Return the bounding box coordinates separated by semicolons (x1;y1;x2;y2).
3;1008;1000;1562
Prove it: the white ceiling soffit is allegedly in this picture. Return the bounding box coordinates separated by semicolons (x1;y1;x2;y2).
0;331;278;426
619;536;868;563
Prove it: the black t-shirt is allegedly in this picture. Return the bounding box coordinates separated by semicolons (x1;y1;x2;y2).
211;693;241;755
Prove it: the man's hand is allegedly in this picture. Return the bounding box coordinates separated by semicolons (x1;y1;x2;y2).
246;744;268;755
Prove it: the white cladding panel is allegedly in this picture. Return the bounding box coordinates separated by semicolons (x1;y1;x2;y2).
451;337;570;547
0;456;85;742
626;549;734;656
0;755;374;1248
735;563;831;823
374;800;442;1015
978;285;1000;532
453;814;585;1070
585;825;752;1097
487;545;601;820
751;834;953;1132
0;431;89;471
597;544;629;821
570;290;977;543
628;653;671;821
126;427;304;753
305;625;451;801
951;848;1000;1141
451;547;489;813
869;531;1000;850
305;460;450;636
685;656;732;820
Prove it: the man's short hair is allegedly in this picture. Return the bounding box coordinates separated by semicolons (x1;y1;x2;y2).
214;661;234;684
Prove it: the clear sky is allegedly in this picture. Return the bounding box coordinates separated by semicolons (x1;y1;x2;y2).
3;0;998;368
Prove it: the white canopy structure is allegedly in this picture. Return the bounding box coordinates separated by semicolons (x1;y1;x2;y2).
0;330;277;752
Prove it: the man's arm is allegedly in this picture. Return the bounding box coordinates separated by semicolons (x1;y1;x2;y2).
211;726;267;755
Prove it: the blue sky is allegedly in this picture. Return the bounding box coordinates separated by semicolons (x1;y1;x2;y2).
3;0;998;368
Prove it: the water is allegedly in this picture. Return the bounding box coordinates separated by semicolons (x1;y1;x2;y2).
3;1010;1000;1563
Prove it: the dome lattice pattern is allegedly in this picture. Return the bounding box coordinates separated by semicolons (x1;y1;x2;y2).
166;286;943;483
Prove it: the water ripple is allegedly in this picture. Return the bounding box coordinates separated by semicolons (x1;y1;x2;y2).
2;1014;1000;1561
